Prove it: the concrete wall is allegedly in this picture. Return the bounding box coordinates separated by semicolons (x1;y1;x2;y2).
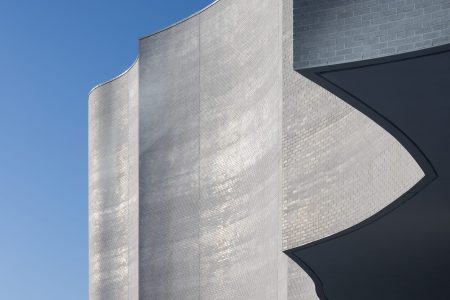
294;0;450;69
88;61;139;300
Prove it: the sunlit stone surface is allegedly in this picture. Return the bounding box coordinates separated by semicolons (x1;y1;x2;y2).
88;0;423;299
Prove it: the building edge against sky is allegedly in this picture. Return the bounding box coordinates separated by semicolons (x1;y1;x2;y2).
89;0;450;299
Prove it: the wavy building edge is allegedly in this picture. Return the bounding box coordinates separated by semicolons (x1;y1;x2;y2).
88;0;429;299
89;0;223;96
89;57;139;300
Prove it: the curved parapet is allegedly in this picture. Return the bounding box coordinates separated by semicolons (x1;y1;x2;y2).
288;0;450;299
88;60;139;300
89;58;139;96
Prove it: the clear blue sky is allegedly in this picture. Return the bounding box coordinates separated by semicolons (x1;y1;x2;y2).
0;0;213;299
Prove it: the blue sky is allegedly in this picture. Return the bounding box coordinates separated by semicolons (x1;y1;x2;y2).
0;0;213;299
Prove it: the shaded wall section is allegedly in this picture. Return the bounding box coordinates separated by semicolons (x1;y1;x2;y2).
294;0;450;69
283;0;423;251
289;0;450;298
289;46;450;300
88;61;139;300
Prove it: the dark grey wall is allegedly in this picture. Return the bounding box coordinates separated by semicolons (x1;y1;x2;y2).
283;0;423;253
294;0;450;69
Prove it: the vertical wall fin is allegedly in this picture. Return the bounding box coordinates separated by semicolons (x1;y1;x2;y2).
88;61;139;300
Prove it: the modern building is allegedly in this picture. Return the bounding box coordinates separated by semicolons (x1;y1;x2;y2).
88;0;450;299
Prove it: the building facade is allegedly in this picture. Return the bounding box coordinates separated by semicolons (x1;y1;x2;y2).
89;0;450;299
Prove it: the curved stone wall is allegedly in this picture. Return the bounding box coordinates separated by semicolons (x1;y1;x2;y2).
137;0;285;298
138;14;201;300
89;0;427;299
88;61;139;300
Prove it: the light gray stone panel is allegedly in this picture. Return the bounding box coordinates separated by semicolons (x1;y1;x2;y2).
282;1;319;299
138;16;201;300
127;63;140;300
287;259;318;300
198;0;282;299
88;61;139;300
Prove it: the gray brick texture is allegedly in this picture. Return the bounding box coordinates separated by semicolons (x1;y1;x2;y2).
294;0;450;69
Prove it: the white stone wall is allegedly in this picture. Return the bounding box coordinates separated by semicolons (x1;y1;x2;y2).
89;0;426;299
138;0;285;298
89;61;139;300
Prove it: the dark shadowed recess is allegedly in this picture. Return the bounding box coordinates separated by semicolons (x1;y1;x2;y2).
286;45;450;300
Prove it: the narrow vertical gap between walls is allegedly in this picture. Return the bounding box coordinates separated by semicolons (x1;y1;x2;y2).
277;0;282;298
197;14;202;300
135;60;140;300
127;85;131;300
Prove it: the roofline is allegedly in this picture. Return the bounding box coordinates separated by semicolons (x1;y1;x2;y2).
89;0;222;96
88;57;139;96
139;0;222;40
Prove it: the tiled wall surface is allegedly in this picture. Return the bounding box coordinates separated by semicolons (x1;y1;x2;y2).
198;1;282;298
89;0;431;299
88;62;139;299
138;0;286;299
284;0;424;251
138;16;201;300
294;0;450;68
